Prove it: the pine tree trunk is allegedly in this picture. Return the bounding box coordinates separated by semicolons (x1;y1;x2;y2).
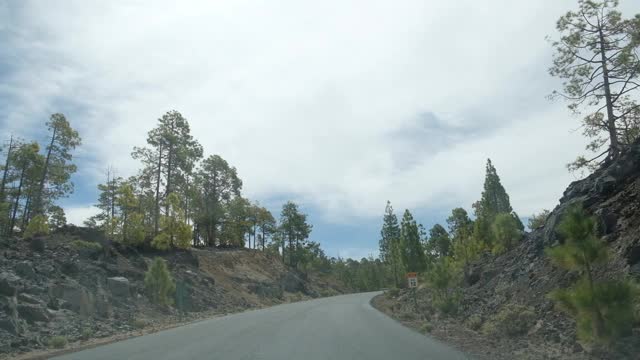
0;135;14;201
584;255;605;339
9;163;26;235
36;125;57;215
154;143;163;235
598;26;620;159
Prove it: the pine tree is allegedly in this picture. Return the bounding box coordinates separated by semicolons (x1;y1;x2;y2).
473;159;516;248
32;114;81;218
152;193;192;250
426;224;451;258
279;201;312;267
132;111;202;235
116;183;146;246
192;155;242;247
400;209;425;273
144;257;176;306
491;213;522;254
549;0;640;171
546;204;636;343
379;201;402;286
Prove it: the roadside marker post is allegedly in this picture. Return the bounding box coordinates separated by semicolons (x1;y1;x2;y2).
406;272;418;311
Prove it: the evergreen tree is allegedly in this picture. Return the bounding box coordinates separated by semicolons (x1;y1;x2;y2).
256;206;276;250
491;213;522;254
4;142;43;235
192;155;242;246
144;257;176;306
426;224;451;258
132;111;202;235
279;201;312;267
116;183;146;246
549;0;640;171
473;159;516;248
400;209;425;273
379;201;402;287
546;204;635;343
152;193;192;250
220;196;251;248
32;114;81;218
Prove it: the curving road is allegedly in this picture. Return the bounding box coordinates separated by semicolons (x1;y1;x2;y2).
54;292;470;360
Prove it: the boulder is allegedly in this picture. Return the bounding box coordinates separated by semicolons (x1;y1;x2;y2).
48;281;95;317
107;277;130;298
0;295;22;335
0;272;20;297
17;293;42;305
15;261;36;280
17;303;50;323
594;175;617;195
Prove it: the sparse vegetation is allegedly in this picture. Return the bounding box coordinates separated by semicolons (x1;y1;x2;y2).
132;318;148;329
71;240;102;252
466;314;483;331
528;210;550;230
483;304;536;338
48;336;68;349
23;214;49;238
420;322;433;334
80;327;93;340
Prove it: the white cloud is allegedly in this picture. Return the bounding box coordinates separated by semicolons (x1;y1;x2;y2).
2;0;638;227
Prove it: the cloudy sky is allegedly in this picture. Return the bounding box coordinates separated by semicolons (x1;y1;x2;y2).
2;0;638;259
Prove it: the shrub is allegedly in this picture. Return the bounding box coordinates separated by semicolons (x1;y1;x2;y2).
144;257;176;306
483;304;535;338
491;213;522;254
48;336;68;349
24;214;49;238
545;204;636;344
550;278;637;343
420;322;433;334
80;327;93;340
426;257;461;316
386;288;400;298
71;240;102;252
466;314;483;331
132;318;147;329
528;210;550;230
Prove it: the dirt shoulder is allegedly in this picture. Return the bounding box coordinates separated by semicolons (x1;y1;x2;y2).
370;292;597;360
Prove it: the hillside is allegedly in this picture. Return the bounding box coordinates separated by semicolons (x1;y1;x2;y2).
0;228;346;358
374;139;640;360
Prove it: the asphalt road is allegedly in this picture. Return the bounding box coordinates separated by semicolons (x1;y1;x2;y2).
54;292;470;360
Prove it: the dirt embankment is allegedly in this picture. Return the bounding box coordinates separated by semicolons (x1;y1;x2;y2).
373;140;640;360
0;228;345;359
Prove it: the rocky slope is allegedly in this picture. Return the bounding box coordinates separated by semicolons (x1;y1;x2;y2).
374;139;640;360
0;228;345;358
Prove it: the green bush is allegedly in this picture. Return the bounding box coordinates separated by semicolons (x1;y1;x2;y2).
24;214;49;238
80;327;93;340
132;318;147;329
386;288;400;298
426;257;461;316
466;314;483;331
491;213;522;254
420;322;434;333
483;304;535;338
48;336;68;349
545;204;636;344
144;257;176;306
71;240;102;251
550;278;637;343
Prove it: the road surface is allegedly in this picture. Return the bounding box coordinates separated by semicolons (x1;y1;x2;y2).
54;292;470;360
